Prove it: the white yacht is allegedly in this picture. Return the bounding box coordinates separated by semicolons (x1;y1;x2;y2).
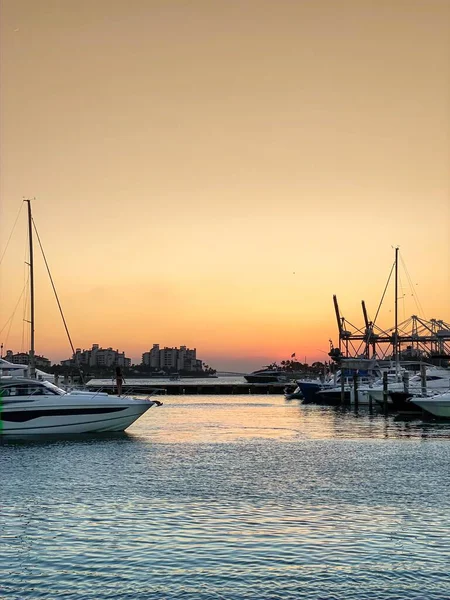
0;377;161;435
366;368;450;405
0;200;163;436
315;373;381;404
410;391;450;418
348;366;419;405
313;362;383;404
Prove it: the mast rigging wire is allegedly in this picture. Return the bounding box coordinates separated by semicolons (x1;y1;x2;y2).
31;218;85;385
400;254;425;317
0;279;28;342
372;259;395;328
0;203;24;266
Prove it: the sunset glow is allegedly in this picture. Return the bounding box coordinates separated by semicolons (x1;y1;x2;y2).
1;0;449;371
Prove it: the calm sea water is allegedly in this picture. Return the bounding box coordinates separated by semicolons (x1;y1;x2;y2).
1;394;450;599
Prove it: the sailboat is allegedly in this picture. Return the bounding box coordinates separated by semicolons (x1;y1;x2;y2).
347;247;450;406
0;200;162;435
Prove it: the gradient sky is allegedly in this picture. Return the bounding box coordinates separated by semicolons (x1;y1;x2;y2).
1;0;449;371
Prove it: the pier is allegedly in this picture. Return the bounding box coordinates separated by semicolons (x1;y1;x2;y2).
86;380;290;395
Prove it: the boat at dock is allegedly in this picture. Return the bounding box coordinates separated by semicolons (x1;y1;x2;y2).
297;379;336;403
297;360;382;405
244;368;295;383
410;391;450;418
284;384;303;400
323;248;450;407
367;367;450;405
379;390;433;414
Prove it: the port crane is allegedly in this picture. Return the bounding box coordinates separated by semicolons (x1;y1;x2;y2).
330;249;450;365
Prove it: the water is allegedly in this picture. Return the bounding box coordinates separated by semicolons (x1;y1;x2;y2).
1;395;450;599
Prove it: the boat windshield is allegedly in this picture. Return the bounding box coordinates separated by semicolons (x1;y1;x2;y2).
41;380;67;395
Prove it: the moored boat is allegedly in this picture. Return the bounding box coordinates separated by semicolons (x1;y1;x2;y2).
244;368;294;383
284;385;303;400
0;377;161;435
367;367;450;405
385;391;423;413
410;391;450;418
297;379;335;403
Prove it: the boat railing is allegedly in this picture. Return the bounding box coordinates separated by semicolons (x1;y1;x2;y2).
82;385;166;401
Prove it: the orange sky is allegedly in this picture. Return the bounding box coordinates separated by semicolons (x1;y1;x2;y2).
0;0;449;371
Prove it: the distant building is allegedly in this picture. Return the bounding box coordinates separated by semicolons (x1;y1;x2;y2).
61;344;131;368
142;344;203;372
4;350;51;369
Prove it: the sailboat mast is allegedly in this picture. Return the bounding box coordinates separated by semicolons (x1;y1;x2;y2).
394;246;399;373
24;199;35;379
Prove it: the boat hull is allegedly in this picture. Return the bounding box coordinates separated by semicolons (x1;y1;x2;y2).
410;394;450;418
368;389;393;405
349;388;371;405
284;386;303;400
388;391;422;413
297;381;328;403
315;389;350;405
0;395;157;435
244;375;289;383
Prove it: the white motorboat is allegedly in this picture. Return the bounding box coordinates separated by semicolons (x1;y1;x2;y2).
0;199;163;435
314;364;383;404
315;363;449;406
367;367;450;405
410;391;450;418
317;376;379;404
349;366;424;405
0;377;161;435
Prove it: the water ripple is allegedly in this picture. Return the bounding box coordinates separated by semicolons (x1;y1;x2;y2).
1;396;450;599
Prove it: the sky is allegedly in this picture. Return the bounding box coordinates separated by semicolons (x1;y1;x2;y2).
0;0;449;372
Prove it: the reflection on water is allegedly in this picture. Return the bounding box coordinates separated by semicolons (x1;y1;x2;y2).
1;394;450;599
130;394;450;444
0;431;133;447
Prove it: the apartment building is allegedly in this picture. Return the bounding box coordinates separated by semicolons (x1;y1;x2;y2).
61;344;131;368
3;350;51;369
142;344;202;372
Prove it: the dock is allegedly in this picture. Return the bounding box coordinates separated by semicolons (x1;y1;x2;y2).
86;381;291;395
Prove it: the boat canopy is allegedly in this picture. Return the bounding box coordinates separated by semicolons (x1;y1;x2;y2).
0;359;55;383
0;358;26;371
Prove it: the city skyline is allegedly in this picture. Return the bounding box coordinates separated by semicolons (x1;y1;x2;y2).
1;342;306;371
1;1;449;372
